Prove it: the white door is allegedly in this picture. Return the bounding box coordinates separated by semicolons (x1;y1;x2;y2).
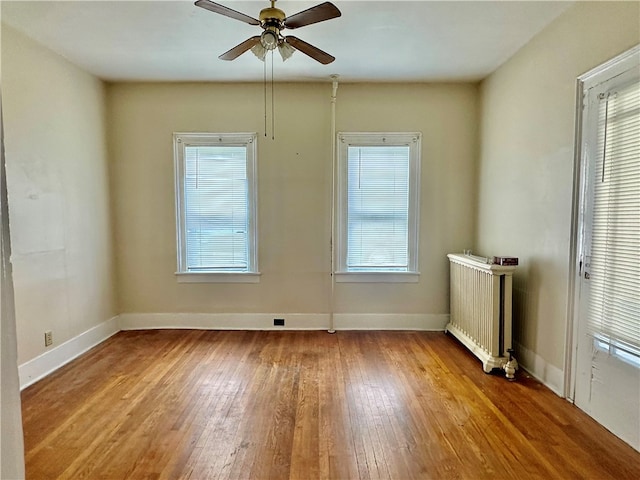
573;47;640;451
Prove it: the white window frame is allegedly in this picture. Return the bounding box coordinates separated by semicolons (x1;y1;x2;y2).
566;44;640;397
173;132;260;283
335;132;421;283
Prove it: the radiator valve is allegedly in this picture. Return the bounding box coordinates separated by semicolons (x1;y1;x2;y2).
503;348;518;380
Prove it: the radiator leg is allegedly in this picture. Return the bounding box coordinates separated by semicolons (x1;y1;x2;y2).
503;349;518;380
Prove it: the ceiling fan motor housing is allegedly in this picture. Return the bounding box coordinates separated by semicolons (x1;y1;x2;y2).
259;6;285;49
260;7;285;32
259;7;285;24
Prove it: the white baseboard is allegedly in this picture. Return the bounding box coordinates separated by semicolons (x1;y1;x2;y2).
514;341;565;397
334;313;449;331
119;312;449;332
119;313;329;330
19;316;120;390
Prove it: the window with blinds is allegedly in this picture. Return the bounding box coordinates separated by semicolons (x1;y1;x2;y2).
336;133;421;279
586;77;640;361
174;133;258;278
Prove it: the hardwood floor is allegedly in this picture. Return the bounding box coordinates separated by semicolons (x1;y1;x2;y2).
21;330;640;479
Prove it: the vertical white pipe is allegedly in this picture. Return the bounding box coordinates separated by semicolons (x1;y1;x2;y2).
328;75;339;334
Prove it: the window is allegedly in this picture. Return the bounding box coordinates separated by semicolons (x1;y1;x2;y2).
174;133;259;282
335;132;421;282
585;73;640;362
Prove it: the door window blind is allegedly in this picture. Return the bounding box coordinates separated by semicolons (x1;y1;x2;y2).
346;145;410;271
587;78;640;354
183;145;249;271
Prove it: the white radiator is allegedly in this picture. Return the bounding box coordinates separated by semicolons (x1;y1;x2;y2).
446;253;517;374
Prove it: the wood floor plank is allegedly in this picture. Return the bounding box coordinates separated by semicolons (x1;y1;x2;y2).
21;330;640;479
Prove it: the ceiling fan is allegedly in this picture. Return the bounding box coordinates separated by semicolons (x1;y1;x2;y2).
195;0;341;64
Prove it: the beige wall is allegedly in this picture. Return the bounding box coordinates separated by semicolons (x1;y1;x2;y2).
477;2;640;377
1;25;117;365
108;82;478;318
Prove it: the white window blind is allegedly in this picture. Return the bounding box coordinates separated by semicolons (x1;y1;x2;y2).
184;145;248;270
174;133;258;277
336;132;421;279
347;145;410;270
587;78;640;354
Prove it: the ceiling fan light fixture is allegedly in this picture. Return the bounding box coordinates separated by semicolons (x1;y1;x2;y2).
278;41;295;61
260;30;279;50
250;42;267;61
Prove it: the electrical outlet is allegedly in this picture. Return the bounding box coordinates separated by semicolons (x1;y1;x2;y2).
44;331;53;347
274;318;285;326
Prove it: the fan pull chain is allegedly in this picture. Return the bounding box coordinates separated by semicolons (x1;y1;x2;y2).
271;49;275;140
262;51;276;140
263;58;267;137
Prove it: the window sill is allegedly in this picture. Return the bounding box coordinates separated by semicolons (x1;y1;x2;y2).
175;272;261;284
334;272;420;283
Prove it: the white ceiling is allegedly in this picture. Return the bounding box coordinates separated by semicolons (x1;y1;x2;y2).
1;0;574;83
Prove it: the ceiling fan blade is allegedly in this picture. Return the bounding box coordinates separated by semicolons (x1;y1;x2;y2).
283;2;341;29
219;36;261;61
195;0;260;26
285;36;335;65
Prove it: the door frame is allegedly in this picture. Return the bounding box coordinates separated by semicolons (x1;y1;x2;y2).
565;44;640;401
